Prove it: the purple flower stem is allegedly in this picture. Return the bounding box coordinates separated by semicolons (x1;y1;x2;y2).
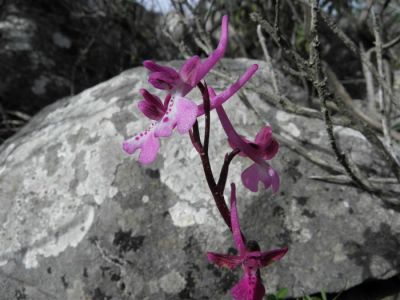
189;123;232;229
197;82;211;154
189;121;203;154
188;83;244;231
217;148;240;193
190;83;254;239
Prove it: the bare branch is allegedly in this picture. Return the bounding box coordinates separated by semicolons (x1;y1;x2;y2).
319;11;399;109
257;25;280;94
360;44;375;113
309;0;373;192
371;10;400;167
324;63;400;142
275;133;344;174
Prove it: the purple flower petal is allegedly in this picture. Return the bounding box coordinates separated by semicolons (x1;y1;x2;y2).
231;277;248;300
207;252;243;270
140;88;164;109
122;125;160;165
217;106;280;193
137;89;166;120
148;72;179;90
192;15;228;85
143;60;179;78
254;126;279;160
250;277;266;300
175;97;198;134
259;247;288;267
180;55;200;86
268;167;280;193
138;100;163;120
241;163;268;192
254;126;272;144
231;275;265;300
241;163;280;193
143;16;228;96
216;106;264;165
154;96;198;137
230;183;246;255
196;64;259;116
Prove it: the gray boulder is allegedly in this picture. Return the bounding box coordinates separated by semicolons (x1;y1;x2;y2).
0;59;399;299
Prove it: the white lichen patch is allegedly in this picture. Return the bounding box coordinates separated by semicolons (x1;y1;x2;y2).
23;206;95;269
159;271;186;294
169;202;198;227
332;243;347;263
142;195;149;203
276;110;292;123
281;122;301;138
370;255;393;278
0;82;126;267
284;199;312;243
66;279;86;300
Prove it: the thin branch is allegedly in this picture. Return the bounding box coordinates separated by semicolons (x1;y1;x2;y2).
372;10;400;168
70;23;103;95
210;68;352;127
5;110;31;121
382;35;400;50
309;174;400;185
360;43;375;113
309;0;372;192
274;0;281;35
324;63;400;141
319;10;399;109
257;24;280;94
251;12;310;76
275;133;344;174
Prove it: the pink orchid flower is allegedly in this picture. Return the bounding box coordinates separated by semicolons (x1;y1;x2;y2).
143;15;228;97
122;64;258;164
207;184;288;300
213;99;280;192
123;15;259;165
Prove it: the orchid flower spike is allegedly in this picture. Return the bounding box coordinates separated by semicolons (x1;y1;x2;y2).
207;184;288;300
215;103;280;193
123;15;261;165
123;15;229;164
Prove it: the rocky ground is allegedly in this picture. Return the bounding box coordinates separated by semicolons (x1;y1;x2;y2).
0;59;399;299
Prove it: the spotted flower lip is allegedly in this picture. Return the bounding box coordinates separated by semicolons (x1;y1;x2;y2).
144;15;229;97
215;104;280;193
122;94;198;164
207;184;288;300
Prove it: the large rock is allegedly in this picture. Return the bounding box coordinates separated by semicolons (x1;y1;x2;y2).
0;59;399;299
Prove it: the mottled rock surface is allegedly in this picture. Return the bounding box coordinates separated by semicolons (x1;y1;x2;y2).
0;59;399;299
